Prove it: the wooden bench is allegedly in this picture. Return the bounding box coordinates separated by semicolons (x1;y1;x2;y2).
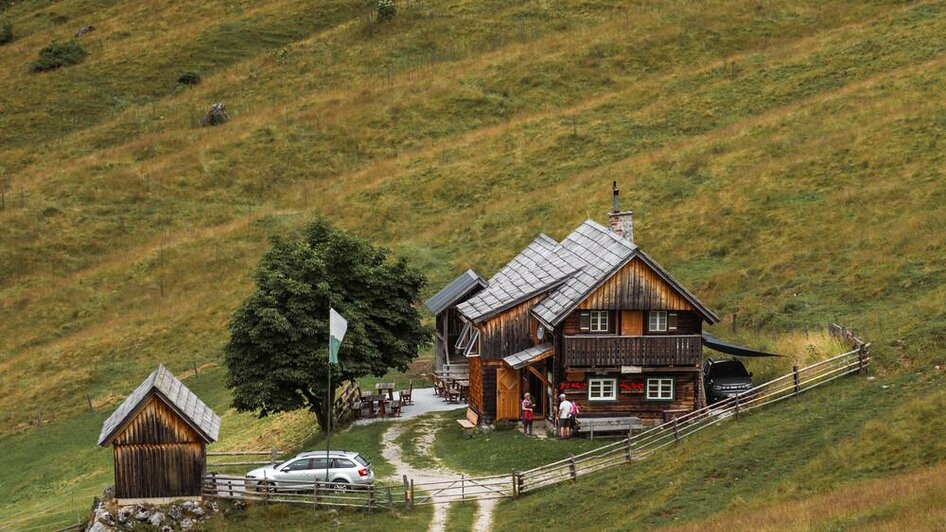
456;408;479;430
575;416;643;440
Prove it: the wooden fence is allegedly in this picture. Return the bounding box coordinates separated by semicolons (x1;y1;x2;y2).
202;327;869;509
203;474;410;510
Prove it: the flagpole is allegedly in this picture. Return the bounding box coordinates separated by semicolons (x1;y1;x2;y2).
325;306;332;488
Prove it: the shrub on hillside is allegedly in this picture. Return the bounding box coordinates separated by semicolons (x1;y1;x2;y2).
31;40;87;72
177;71;201;86
200;102;229;127
377;0;396;21
0;24;12;46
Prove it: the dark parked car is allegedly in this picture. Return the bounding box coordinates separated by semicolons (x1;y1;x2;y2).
703;358;753;404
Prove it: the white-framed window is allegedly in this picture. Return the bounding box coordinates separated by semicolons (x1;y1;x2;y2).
579;310;610;333
648;311;667;332
645;377;674;401
588;378;617;401
463;330;480;357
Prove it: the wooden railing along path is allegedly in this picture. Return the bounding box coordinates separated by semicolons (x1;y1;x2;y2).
202;325;869;509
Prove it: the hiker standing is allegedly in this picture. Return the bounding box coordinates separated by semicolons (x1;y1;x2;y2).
557;393;573;439
521;392;534;435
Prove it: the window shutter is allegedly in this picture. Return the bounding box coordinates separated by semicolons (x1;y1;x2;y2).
668;312;678;331
579;311;590;332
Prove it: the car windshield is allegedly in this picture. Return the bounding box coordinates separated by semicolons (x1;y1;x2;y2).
354;455;369;467
711;361;749;378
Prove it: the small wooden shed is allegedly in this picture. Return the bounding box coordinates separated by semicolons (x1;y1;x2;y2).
97;365;221;502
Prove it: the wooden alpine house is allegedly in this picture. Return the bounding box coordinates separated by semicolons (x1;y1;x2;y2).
97;365;221;503
433;183;720;428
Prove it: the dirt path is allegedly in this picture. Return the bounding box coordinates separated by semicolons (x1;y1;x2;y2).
381;416;496;532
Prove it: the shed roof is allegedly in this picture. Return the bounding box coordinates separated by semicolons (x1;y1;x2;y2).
424;269;486;315
98;365;221;446
456;234;578;322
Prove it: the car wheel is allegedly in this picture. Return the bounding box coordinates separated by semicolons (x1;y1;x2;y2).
330;479;350;493
256;480;276;494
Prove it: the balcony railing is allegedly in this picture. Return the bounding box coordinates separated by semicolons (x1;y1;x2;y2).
563;335;702;368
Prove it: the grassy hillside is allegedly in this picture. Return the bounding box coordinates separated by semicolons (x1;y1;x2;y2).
1;0;945;529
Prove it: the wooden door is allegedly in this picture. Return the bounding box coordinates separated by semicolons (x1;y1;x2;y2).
496;366;521;420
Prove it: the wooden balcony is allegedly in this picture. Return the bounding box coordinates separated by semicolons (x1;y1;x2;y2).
563;335;702;368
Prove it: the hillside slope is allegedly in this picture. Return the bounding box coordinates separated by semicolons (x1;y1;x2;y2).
1;0;945;529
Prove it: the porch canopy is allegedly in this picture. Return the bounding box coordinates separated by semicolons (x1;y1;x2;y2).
503;343;553;369
701;332;780;358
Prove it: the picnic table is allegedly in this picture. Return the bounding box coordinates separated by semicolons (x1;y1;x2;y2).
362;393;388;418
375;382;396;401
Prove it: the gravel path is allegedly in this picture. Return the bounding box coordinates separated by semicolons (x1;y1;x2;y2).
381;413;497;532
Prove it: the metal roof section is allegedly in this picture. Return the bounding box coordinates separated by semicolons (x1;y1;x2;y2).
456;234;579;322
702;332;778;357
424;269;486;315
98;364;221;446
503;343;554;369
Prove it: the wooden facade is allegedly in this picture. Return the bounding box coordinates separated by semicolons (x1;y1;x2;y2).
112;397;206;499
479;295;545;360
576;257;697;312
561;370;699;422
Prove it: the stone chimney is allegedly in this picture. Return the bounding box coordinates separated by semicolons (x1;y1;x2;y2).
608;181;634;242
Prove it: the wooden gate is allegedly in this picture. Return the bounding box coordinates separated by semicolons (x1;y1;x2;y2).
496;365;521;420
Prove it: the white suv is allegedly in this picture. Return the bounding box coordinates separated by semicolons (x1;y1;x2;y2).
245;450;375;491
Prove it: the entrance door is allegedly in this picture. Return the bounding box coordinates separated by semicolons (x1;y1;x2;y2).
525;370;546;419
496;366;521;420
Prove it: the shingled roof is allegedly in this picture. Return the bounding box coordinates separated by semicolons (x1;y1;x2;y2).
532;220;719;326
456;234;579;322
425;269;486;315
97;365;221;446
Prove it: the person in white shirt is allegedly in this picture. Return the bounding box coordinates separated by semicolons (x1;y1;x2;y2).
557;393;573;438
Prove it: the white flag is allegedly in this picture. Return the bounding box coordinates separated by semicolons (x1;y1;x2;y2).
329;308;348;364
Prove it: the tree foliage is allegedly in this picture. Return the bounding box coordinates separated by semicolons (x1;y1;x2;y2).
224;218;431;430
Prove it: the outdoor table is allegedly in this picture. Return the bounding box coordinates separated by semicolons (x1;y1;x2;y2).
362;394;386;418
375;382;396;401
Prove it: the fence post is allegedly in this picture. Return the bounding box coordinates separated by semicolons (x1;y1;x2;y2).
409;479;414;510
512;471;519;498
461;474;465;500
793;365;800;395
368;484;375;512
226;479;234;499
386;486;393;509
626;437;634;462
734;395;741;417
672;417;680;442
270;448;278;466
569;454;577;481
858;345;868;374
402;475;410;509
207;472;218;496
314;478;320;507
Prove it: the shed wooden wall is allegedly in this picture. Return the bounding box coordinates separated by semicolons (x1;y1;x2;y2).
577;257;696;312
112;396;205;499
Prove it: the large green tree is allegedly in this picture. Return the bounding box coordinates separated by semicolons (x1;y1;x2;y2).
224;218;431;430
